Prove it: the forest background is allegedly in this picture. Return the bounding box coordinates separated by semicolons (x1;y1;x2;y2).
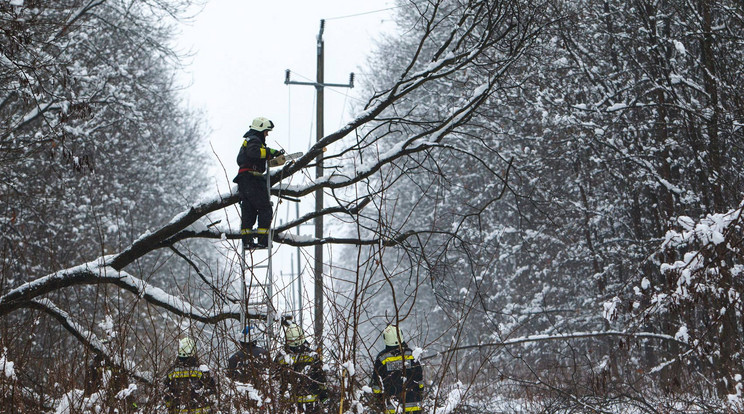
1;0;743;413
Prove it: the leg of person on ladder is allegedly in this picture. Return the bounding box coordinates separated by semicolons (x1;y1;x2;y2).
240;175;271;250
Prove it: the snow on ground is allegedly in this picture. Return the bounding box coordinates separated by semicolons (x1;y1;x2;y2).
54;390;84;414
115;383;137;400
434;382;465;414
0;350;15;380
342;360;355;376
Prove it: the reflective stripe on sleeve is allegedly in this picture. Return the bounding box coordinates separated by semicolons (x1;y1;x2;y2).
172;407;212;414
296;395;318;403
296;355;315;363
260;147;267;158
404;402;422;412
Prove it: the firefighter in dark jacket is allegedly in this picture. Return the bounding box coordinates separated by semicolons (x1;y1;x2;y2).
232;116;283;249
226;325;271;409
370;325;424;414
227;325;270;382
275;323;327;413
164;337;216;414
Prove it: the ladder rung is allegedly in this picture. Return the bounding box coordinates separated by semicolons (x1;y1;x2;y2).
247;300;269;306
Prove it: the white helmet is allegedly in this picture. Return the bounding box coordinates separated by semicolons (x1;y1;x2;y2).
178;337;196;358
250;117;274;132
285;323;304;347
383;325;403;347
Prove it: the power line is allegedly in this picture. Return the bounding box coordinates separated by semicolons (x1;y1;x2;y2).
324;5;399;21
286;69;366;104
323;0;430;21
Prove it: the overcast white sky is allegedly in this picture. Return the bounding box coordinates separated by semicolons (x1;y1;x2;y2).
175;1;396;323
177;0;395;186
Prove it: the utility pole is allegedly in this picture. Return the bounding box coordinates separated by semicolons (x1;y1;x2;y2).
285;19;354;348
296;203;303;328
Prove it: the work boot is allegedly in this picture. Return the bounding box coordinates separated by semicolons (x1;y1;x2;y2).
255;236;269;249
242;236;255;250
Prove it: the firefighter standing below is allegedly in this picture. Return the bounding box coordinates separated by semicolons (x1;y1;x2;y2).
232;117;283;249
370;325;424;414
226;325;271;409
84;346;138;411
275;323;327;413
227;325;270;382
164;337;216;414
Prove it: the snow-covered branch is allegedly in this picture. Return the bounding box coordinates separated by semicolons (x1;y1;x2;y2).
424;330;689;361
23;298;154;384
0;257;246;322
277;79;508;200
109;188;238;270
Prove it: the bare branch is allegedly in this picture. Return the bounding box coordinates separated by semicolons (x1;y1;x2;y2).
0;258;251;321
422;330;690;362
23;298;154;384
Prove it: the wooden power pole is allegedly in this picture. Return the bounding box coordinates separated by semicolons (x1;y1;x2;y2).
285;19;354;348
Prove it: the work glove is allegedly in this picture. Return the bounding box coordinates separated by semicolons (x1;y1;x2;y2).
268;148;284;158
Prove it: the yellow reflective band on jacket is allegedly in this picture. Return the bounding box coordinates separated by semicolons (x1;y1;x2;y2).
296;355;316;363
381;354;415;365
296;395;318;403
171;407;211;414
385;404;421;413
256;228;269;235
279;354;316;364
167;370;203;380
260;147;267;158
372;386;383;394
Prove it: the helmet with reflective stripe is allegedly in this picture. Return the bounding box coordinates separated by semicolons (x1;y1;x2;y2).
284;323;305;347
178;337;196;358
383;325;403;347
250;117;274;132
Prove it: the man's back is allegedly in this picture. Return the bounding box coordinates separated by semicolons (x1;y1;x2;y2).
227;342;270;383
164;357;216;412
374;344;423;397
276;344;326;401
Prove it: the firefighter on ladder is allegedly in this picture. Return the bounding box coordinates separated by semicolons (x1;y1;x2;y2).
370;325;424;413
233;116;284;249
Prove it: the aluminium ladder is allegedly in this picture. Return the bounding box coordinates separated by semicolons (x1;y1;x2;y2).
238;161;275;340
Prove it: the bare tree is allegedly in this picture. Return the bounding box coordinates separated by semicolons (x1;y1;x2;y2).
4;0;742;412
0;0;552;410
